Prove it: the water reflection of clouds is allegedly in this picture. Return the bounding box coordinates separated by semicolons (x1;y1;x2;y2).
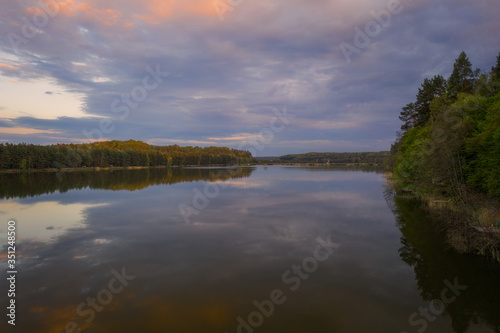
258;166;385;183
251;191;365;207
0;167;448;333
212;179;270;189
0;200;108;245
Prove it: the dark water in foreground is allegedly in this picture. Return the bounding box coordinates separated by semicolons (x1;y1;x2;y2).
0;166;499;333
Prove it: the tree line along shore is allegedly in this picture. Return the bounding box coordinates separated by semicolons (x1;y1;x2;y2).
388;51;500;261
0;139;391;172
0;140;253;170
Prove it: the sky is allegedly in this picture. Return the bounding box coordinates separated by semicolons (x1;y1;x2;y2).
0;0;499;156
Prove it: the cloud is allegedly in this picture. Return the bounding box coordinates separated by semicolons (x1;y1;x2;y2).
148;138;214;146
0;0;499;153
0;126;61;135
0;63;17;71
207;133;259;142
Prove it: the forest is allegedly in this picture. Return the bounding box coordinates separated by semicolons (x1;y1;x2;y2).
390;51;500;198
275;151;389;164
389;51;500;258
0;140;254;170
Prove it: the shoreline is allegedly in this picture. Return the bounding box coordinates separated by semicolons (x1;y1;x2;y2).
385;173;500;262
254;162;385;167
0;163;386;174
0;164;259;174
0;165;167;174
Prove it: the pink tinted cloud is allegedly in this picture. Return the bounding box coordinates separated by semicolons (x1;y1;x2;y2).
38;0;218;27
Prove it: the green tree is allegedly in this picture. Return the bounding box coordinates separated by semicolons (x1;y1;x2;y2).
0;144;11;169
414;75;447;126
399;102;416;131
464;92;500;196
492;52;500;81
399;75;446;131
19;158;27;171
447;51;480;101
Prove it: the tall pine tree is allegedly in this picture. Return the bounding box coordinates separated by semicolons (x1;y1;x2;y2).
414;75;446;126
399;102;416;131
399;75;446;131
492;52;500;80
447;51;479;101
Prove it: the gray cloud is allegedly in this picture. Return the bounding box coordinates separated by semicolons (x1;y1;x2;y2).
0;0;499;154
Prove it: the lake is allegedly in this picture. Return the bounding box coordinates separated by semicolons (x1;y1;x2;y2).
0;166;499;333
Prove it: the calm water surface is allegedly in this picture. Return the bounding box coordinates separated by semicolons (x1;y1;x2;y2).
0;166;498;333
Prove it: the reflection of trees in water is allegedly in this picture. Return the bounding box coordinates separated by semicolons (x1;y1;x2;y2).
0;167;256;199
384;190;500;333
382;184;396;212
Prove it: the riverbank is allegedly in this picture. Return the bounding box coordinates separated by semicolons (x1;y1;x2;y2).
0;165;169;174
0;164;255;174
0;162;387;174
385;173;500;262
256;162;385;167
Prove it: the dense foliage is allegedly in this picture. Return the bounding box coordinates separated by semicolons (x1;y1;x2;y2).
391;51;500;198
276;151;389;164
0;140;253;170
